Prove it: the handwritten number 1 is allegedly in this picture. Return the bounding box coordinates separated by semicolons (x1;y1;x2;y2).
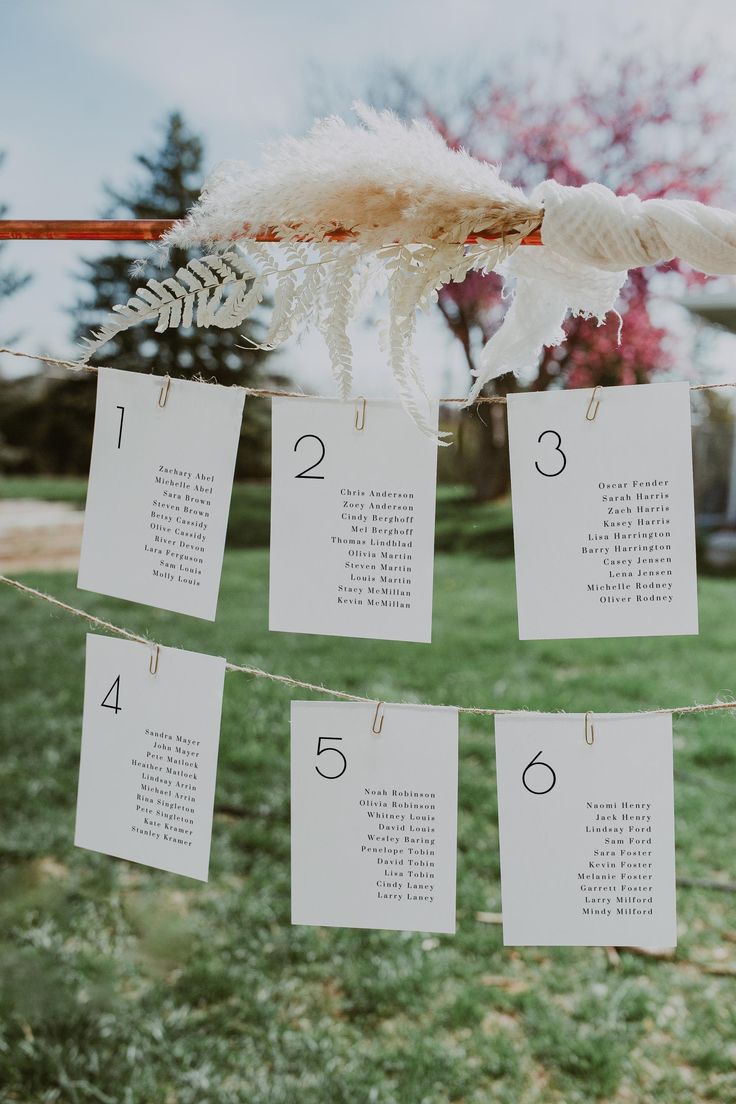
116;406;125;449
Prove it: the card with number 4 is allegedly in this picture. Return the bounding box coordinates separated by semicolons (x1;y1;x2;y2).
75;634;225;880
78;367;244;620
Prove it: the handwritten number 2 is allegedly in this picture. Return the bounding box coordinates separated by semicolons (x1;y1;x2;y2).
294;434;326;479
534;429;566;478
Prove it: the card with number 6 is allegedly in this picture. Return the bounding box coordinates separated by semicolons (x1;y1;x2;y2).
78;367;244;620
291;700;458;933
507;382;698;640
75;634;225;880
495;711;676;947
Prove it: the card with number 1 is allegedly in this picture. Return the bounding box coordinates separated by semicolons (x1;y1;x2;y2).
78;367;244;620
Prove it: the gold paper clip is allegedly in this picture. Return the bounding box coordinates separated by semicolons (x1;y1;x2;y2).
149;645;160;675
585;386;602;422
372;701;385;734
584;711;595;745
158;375;171;408
355;397;367;431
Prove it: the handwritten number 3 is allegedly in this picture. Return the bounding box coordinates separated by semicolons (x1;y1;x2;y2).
534;429;567;478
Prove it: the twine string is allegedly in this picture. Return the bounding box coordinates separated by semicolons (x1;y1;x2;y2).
2;573;735;720
2;345;734;403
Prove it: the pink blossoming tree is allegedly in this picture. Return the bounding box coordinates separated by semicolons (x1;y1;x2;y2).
393;56;730;497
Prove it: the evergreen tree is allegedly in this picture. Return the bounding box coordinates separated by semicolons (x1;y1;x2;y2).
66;111;280;477
0;151;32;346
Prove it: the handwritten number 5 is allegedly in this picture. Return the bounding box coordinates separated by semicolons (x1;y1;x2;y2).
315;736;347;779
534;429;566;478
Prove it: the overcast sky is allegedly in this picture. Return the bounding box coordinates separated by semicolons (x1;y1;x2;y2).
1;0;735;392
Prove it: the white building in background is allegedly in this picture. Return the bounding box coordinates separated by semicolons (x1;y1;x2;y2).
684;291;736;569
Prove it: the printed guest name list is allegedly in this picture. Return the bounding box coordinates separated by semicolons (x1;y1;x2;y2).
583;478;676;607
360;786;440;906
578;798;658;920
145;465;217;589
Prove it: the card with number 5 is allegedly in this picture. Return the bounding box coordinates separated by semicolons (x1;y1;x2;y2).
291;701;458;933
78;367;244;620
507;383;698;640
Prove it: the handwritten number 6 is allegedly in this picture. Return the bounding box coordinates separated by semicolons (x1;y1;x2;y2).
294;434;326;479
534;429;566;478
522;749;556;795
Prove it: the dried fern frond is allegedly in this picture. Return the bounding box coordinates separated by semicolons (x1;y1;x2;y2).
80;250;261;362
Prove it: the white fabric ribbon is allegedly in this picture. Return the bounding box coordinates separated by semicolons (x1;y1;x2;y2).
471;180;736;397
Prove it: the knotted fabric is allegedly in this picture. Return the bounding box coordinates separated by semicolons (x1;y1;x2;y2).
471;180;736;397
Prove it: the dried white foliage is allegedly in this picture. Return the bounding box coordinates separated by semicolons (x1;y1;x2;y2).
81;103;543;435
164;102;540;252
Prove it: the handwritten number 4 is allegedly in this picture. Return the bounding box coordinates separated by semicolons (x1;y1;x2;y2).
101;675;122;714
534;429;567;478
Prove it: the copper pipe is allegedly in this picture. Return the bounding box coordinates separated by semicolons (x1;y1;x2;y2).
0;219;543;246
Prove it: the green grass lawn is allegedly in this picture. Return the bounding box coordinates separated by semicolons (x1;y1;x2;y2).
2;552;736;1103
0;477;514;557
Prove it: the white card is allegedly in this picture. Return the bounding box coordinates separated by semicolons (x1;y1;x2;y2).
291;701;458;933
269;398;438;642
78;367;244;620
507;383;698;640
75;634;225;881
495;712;676;947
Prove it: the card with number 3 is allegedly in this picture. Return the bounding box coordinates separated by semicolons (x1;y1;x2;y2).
507;383;698;640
